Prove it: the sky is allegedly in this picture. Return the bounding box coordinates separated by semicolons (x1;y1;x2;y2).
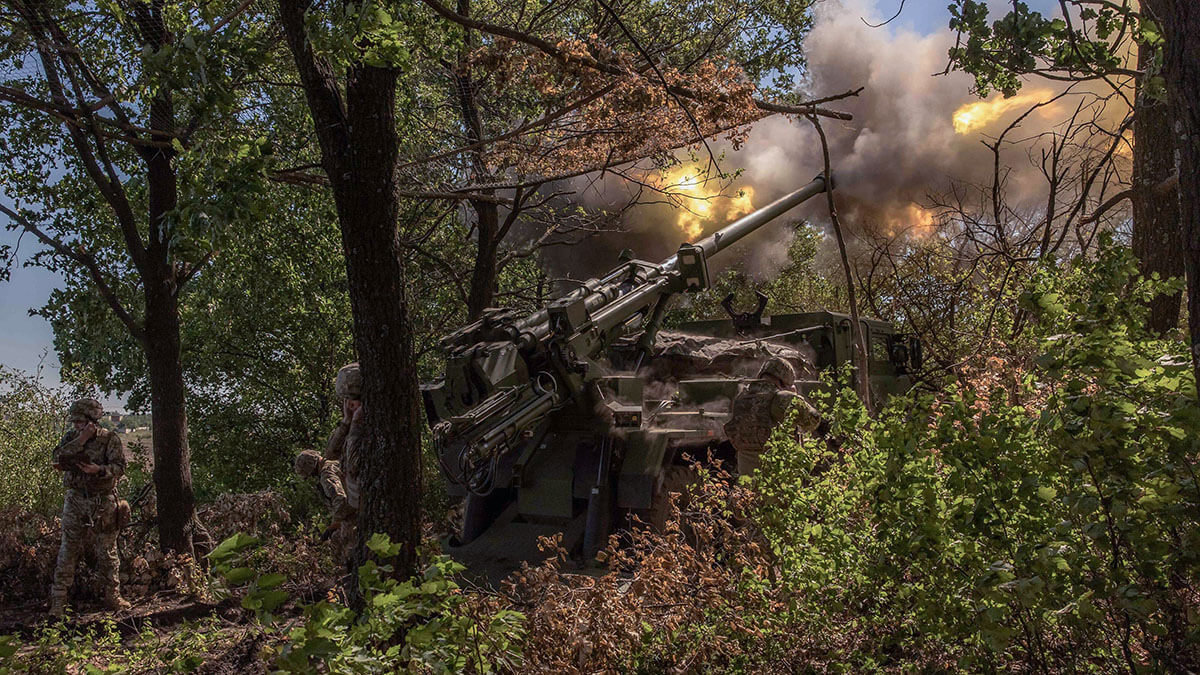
0;0;1061;412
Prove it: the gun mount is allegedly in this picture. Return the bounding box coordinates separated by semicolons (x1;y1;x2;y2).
421;174;920;567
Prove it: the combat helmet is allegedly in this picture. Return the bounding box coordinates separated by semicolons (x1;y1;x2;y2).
69;398;104;423
757;357;796;388
335;363;362;399
294;450;322;478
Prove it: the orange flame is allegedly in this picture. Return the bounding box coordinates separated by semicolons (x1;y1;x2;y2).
884;204;937;238
661;166;756;240
952;89;1056;135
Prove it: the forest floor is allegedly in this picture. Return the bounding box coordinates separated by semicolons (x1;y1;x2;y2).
0;491;343;673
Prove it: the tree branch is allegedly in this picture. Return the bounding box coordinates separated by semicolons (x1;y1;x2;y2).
269;168;518;204
416;0;855;121
0;203;145;342
277;0;351;167
177;250;218;290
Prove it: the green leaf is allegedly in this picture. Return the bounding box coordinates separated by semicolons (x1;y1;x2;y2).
257;573;287;590
223;567;256;585
208;533;260;563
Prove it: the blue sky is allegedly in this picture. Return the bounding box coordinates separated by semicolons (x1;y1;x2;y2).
0;0;1059;411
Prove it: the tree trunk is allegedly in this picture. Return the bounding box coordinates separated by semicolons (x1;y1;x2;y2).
143;278;199;554
140;90;204;555
1132;42;1184;335
466;202;499;319
453;3;501;322
338;65;424;582
279;0;425;586
1143;0;1200;383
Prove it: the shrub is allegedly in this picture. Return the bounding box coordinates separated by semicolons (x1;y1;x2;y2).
755;239;1200;670
260;534;525;673
0;367;68;516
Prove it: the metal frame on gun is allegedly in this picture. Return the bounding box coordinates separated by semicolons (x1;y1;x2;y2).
427;175;832;496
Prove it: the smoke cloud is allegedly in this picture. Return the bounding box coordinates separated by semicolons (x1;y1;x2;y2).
737;0;1082;233
541;0;1125;282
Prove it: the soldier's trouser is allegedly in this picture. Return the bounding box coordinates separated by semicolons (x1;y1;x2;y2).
331;516;358;570
51;489;121;602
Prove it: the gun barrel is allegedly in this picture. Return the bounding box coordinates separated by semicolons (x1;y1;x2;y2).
671;174;830;265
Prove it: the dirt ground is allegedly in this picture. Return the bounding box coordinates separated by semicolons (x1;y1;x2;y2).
0;491;339;673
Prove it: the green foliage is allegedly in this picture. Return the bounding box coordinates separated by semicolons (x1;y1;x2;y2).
667;222;843;325
947;0;1146;97
208;532;290;622
756;239;1199;669
0;367;67;516
181;186;353;498
11;614;244;673
276;535;525;674
0;634;17;675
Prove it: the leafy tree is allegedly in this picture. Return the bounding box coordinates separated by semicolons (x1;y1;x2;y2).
946;0;1198;367
0;0;277;553
277;0;432;589
181;185;354;497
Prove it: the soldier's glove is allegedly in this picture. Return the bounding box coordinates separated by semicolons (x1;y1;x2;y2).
319;524;338;542
812;420;845;453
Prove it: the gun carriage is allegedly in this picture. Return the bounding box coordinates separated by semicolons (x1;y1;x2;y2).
421;175;921;564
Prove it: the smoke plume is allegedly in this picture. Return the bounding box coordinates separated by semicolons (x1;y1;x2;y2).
541;0;1126;281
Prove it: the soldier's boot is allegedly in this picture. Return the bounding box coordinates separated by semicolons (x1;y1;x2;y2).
104;592;131;612
48;596;67;619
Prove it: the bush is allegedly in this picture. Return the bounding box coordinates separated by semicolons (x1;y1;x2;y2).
264;534;525;673
755;239;1200;670
0;367;68;516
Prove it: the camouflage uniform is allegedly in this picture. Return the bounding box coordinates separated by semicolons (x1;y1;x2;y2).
50;400;128;615
325;363;362;511
723;358;824;476
296;451;357;560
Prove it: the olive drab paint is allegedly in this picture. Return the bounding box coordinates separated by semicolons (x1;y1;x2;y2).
420;175;921;565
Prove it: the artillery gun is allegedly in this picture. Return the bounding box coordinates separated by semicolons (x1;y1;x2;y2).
421;175;921;565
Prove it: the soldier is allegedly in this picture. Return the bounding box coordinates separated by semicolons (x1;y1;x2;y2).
324;362;362;512
723;357;832;477
49;398;129;617
295;450;356;560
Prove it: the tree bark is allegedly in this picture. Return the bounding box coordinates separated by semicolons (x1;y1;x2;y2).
279;0;425;586
1143;0;1200;383
1132;42;1184;335
142;277;199;554
140;81;204;555
466;202;499;319
454;0;501;320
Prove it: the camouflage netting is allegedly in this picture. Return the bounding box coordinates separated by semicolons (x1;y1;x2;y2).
643;331;818;383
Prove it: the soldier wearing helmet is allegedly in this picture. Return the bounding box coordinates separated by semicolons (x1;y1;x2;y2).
49;398;129;617
295;450;356;560
324;363;362;512
723;357;831;477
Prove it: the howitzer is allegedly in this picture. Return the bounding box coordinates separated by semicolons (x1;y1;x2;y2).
422;176;833;552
